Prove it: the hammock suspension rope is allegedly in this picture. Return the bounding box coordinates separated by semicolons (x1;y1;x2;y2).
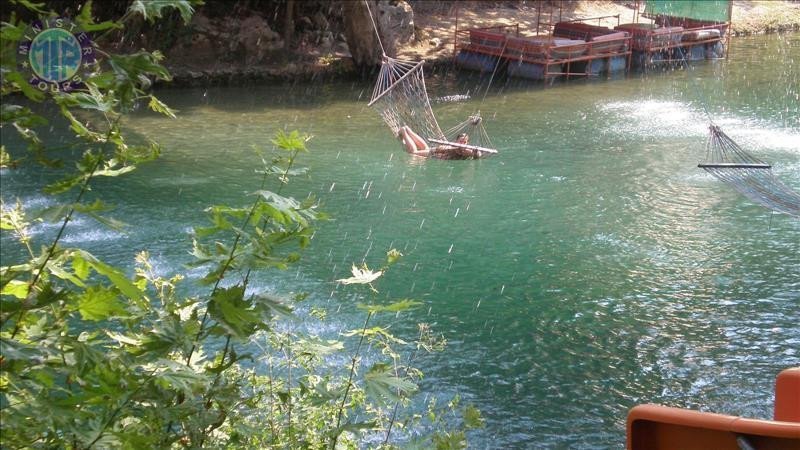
363;0;497;155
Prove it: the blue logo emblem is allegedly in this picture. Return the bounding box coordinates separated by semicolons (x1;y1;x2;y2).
17;18;97;92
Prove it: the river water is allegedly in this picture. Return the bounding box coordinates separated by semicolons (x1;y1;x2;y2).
2;33;799;448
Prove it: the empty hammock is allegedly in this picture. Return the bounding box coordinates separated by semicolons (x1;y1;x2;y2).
368;55;497;156
699;125;800;217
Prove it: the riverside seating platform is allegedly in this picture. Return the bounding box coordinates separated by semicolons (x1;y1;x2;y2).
453;15;729;81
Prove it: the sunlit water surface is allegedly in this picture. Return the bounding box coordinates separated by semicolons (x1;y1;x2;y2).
2;33;799;448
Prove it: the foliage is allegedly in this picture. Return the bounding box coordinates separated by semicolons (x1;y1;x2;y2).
1;1;479;449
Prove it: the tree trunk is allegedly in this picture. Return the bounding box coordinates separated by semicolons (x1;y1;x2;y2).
283;0;295;48
342;0;383;71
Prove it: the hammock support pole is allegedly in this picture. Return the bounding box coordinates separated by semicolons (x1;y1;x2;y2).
428;139;498;154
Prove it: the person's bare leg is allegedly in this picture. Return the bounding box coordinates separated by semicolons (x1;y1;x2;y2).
405;127;428;150
400;129;418;153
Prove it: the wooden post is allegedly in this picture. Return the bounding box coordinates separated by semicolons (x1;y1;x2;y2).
453;2;459;61
725;0;733;59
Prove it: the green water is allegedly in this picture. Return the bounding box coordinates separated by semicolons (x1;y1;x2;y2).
2;33;799;448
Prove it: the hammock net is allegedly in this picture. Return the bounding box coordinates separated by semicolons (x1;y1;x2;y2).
699;125;800;217
368;56;495;153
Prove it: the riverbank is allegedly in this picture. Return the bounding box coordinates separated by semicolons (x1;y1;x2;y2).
165;1;800;86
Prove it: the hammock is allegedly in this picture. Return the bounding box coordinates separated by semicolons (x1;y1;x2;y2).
698;125;800;217
368;56;497;155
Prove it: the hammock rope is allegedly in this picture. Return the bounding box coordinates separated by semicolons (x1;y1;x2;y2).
363;0;497;155
368;56;445;142
699;126;800;217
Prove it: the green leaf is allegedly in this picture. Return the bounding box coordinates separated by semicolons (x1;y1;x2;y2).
463;405;484;429
108;51;171;83
72;253;90;280
0;281;68;315
43;174;86;195
0;21;25;41
343;326;408;348
251;293;293;319
84;211;127;231
37;204;72;223
0;280;29;299
3;71;45;102
148;95;176;118
271;129;310;153
77;286;127;320
0;337;44;363
128;0;198;23
73;200;127;231
433;431;467;450
106;330;142;346
387;248;403;265
56;87;114;112
47;259;86;287
363;363;417;405
297;337;344;358
1;104;48;128
123;141;161;164
9;0;49;14
356;299;421;314
208;286;270;340
74;250;144;301
154;359;208;394
58;106;105;143
93;165;136;178
77;0;123;32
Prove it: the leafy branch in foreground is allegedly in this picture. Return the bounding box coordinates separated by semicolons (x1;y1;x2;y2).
2;1;479;448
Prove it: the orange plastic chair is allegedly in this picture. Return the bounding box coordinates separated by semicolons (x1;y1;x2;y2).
627;368;800;450
774;367;800;423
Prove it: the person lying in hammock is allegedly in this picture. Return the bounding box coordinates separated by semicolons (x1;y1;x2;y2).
398;126;481;160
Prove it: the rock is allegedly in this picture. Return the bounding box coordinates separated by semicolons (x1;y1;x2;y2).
298;16;313;30
321;31;334;43
378;0;415;44
237;15;276;65
313;11;329;30
190;12;212;34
